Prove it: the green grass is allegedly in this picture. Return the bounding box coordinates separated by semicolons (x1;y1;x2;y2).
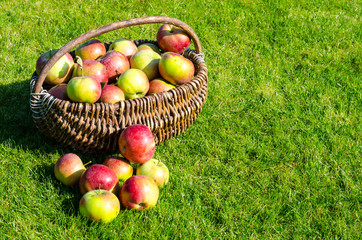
0;0;361;239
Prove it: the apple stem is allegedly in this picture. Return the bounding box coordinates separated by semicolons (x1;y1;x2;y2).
84;161;92;167
98;184;101;194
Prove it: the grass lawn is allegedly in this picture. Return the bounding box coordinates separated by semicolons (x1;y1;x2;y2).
0;0;360;239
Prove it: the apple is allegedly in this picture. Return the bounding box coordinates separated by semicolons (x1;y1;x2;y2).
118;124;155;164
66;76;102;104
120;175;159;210
109;38;138;59
79;164;119;195
103;156;133;182
130;49;161;81
75;39;106;60
117;69;149;99
54;153;86;186
98;51;130;83
147;78;175;95
79;189;120;223
138;43;162;54
100;85;125;104
156;24;191;54
72;58;108;85
136;159;169;188
48;83;69;100
36;49;74;85
158;52;195;86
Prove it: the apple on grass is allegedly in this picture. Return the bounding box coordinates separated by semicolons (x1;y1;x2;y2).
159;52;195;86
157;24;191;54
36;49;74;85
79;189;120;223
109;38;138;59
98;51;130;83
75;39;107;60
136;159;169;187
72;57;108;86
120;175;159;210
54;153;86;186
48;83;69;100
117;69;149;99
138;43;162;55
130;49;161;81
147;78;175;95
100;85;125;104
67;76;102;104
118;124;155;164
103;156;133;182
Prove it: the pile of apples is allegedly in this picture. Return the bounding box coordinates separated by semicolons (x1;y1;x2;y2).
54;124;169;223
36;24;195;104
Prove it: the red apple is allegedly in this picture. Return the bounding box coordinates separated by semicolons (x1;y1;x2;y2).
79;189;120;223
79;164;119;195
136;159;169;188
72;58;108;85
66;76;102;104
75;39;106;60
120;175;159;210
158;52;195;86
118;124;155;164
100;85;125;104
98;51;130;83
48;83;69;100
117;69;149;99
36;49;74;85
54;153;86;186
130;49;161;81
147;78;175;95
109;38;138;59
156;24;191;54
103;156;133;182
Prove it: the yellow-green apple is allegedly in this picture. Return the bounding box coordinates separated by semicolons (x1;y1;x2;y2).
130;49;161;81
136;159;169;188
79;164;119;195
147;78;175;95
159;52;195;85
98;51;130;83
118;124;155;164
156;24;190;54
36;49;74;85
79;189;120;223
138;43;162;54
117;69;149;99
103;156;133;182
109;38;138;59
66;76;102;104
72;58;108;86
48;83;69;100
100;85;125;104
54;153;86;186
75;39;106;60
120;175;159;210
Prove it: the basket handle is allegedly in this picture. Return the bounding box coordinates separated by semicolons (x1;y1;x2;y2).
33;16;203;94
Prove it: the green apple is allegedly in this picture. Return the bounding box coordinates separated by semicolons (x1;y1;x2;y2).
136;159;169;188
130;49;161;81
117;69;149;99
103;156;133;182
138;43;162;55
67;76;102;104
109;38;138;59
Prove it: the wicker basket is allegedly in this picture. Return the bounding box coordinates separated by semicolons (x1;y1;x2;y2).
30;16;208;153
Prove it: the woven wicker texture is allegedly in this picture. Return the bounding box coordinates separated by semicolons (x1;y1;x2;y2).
30;16;208;153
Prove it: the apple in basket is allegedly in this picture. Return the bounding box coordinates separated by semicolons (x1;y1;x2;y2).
72;58;108;86
98;50;130;83
158;52;195;86
79;189;120;223
79;164;119;195
75;39;107;60
118;124;155;164
109;38;138;60
100;85;125;104
147;78;175;95
136;159;169;188
36;49;74;85
156;24;190;54
138;43;162;55
117;69;149;99
54;153;86;186
48;83;69;100
130;49;161;81
103;156;133;182
120;175;159;210
66;76;102;104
